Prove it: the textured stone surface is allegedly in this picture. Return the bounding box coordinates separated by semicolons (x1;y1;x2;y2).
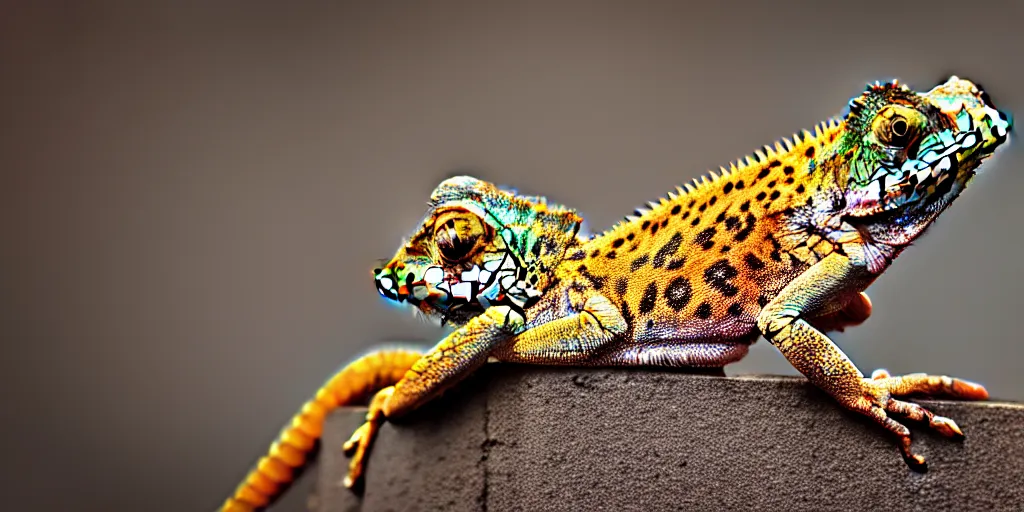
313;372;488;512
310;366;1024;512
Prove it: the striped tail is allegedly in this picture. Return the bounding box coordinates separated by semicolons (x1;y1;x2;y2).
219;348;423;512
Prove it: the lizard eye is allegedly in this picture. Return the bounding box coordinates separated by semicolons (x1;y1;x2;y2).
891;118;909;137
882;115;913;148
873;105;924;148
433;211;487;262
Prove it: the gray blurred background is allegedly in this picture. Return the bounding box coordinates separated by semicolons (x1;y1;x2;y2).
2;1;1022;511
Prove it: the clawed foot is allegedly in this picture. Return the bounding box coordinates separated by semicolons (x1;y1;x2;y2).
853;369;988;470
342;419;379;489
342;386;395;489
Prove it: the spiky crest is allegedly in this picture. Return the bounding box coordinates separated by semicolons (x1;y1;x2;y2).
595;118;845;240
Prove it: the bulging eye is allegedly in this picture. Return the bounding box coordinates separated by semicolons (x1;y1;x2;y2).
873;105;924;148
436;222;475;261
433;211;487;262
891;117;909;137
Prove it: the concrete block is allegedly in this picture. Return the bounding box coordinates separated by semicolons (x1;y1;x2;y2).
311;366;1024;511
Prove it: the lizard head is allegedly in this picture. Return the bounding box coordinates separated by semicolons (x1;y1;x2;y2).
836;76;1010;225
373;176;582;326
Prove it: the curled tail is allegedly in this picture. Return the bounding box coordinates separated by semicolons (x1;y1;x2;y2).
219;348;423;512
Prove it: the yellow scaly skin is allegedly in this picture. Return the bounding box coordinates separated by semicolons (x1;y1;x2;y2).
219;349;422;512
219;76;1011;510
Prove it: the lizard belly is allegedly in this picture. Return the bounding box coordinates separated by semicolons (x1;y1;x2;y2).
629;306;759;344
591;340;752;367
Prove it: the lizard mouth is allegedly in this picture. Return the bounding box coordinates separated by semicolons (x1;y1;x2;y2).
374;248;536;325
875;127;981;210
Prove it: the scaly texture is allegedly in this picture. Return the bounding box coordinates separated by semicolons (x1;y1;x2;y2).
219;349;422;512
219;76;1011;510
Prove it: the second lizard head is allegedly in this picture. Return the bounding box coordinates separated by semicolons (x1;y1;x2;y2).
373;176;582;326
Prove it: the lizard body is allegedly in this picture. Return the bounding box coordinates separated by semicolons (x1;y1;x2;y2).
220;76;1011;511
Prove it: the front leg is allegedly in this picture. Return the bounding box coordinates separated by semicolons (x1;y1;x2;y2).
496;293;627;364
349;293;625;486
342;305;517;488
757;252;988;470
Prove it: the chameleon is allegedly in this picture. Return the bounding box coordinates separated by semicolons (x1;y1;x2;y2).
220;76;1011;511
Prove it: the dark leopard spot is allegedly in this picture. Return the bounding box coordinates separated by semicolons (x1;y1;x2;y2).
744;253;765;270
704;259;739;297
615;277;629;297
630;254;650;272
666;257;687;270
639;281;658;314
695;302;713;319
652;232;684;268
664;277;692;311
693;227;716;247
